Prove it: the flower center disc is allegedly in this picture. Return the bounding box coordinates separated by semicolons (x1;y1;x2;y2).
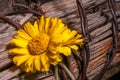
28;33;50;55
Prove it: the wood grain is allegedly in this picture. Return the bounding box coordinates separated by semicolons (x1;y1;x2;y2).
0;0;120;80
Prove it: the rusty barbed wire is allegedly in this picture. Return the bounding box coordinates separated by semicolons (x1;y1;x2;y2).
76;0;119;80
92;0;119;80
76;0;91;79
6;0;43;16
0;0;119;80
0;16;22;30
0;0;43;30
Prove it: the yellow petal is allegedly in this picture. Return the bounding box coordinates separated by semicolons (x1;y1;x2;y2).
69;45;78;50
45;17;52;33
49;54;62;65
20;64;31;72
44;63;50;71
26;56;34;67
48;54;59;59
57;29;71;42
50;61;58;66
69;30;77;39
75;39;84;44
9;48;29;55
51;29;71;43
54;23;65;33
14;35;29;42
76;34;83;38
51;23;66;37
57;46;71;56
25;56;35;72
24;22;37;37
34;21;39;35
38;15;46;33
66;35;84;45
13;55;29;66
40;53;48;67
48;51;62;60
48;42;57;53
63;29;71;34
34;55;41;71
25;67;31;73
49;18;58;32
17;29;32;40
41;61;50;72
51;34;63;43
49;18;62;35
11;38;28;48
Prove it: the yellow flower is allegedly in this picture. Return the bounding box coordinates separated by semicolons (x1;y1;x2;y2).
9;15;83;72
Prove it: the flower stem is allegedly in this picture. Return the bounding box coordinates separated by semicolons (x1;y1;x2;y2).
55;65;60;80
58;63;75;80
